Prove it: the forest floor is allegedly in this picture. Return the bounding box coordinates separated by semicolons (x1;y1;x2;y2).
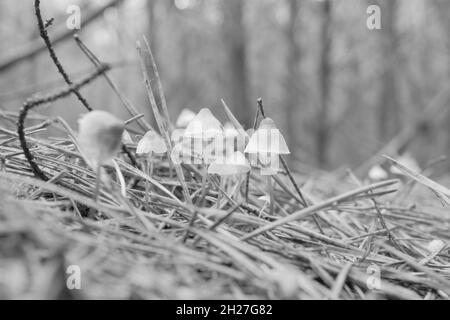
0;114;449;299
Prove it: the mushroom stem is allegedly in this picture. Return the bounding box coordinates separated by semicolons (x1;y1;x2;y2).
149;155;154;176
148;155;154;201
197;166;209;207
216;176;222;208
94;164;101;203
142;159;150;202
267;175;274;215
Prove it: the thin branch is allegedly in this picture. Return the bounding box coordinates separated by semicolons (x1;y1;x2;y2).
34;0;92;112
0;0;125;73
17;66;109;180
73;35;153;133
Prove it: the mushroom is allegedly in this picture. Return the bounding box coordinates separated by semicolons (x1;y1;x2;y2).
183;107;224;165
223;121;248;155
426;239;445;254
122;130;133;145
208;151;250;207
208;151;250;176
182;108;224;206
136;130;167;156
175;108;196;128
244;117;290;215
368;164;388;181
136;130;167;200
170;109;196;152
77;110;124;201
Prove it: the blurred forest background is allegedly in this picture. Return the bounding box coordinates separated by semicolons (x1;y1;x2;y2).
0;0;449;173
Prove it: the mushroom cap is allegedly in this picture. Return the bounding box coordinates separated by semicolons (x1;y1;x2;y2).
427;239;445;253
184;108;223;139
368;165;388;180
244;118;290;154
136;130;167;155
122;130;133;145
77;110;124;168
208;151;250;176
175;108;196;128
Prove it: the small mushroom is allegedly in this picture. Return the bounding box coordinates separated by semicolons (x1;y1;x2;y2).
77;110;124;201
136;130;167;200
208;151;250;207
175;108;196;128
208;151;250;176
368;165;388;181
245;117;290;174
223;121;248;155
182;108;224;210
427;239;445;254
183;108;223;165
244;117;290;215
122;130;133;145
184;108;223;139
136;130;167;156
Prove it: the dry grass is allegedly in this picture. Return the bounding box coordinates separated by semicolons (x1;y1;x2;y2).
1;103;450;299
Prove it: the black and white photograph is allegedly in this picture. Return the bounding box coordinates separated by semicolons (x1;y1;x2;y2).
0;0;450;304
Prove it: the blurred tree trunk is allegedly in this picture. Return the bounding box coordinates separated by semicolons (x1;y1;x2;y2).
222;0;252;127
145;0;158;126
432;0;450;165
285;0;301;160
147;0;158;54
316;0;332;167
447;26;450;162
378;0;400;142
443;3;450;163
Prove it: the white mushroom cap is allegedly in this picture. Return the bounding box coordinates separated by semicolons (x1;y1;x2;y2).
175;108;196;128
77;110;124;169
136;130;167;155
184;108;223;139
368;165;388;180
244;118;290;155
208;151;250;176
122;130;133;145
427;239;445;253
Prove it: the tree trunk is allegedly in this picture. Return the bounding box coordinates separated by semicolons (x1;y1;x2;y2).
147;0;158;55
378;0;400;142
222;0;252;128
145;0;159;126
316;0;332;167
285;0;301;159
